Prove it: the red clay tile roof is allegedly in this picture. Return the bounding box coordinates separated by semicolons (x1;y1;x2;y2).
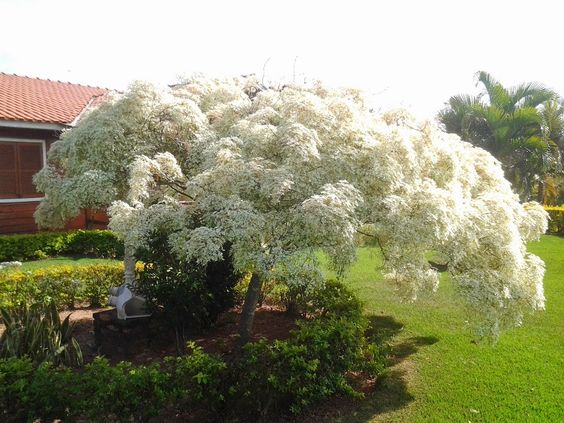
0;73;109;126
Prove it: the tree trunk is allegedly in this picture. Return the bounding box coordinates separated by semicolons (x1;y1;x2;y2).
537;179;545;204
237;272;263;348
123;245;136;287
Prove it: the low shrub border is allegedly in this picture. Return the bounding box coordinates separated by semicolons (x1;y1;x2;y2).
0;280;387;422
544;206;564;235
0;263;129;310
0;230;124;262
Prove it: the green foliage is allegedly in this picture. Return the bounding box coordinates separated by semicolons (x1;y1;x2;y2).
0;263;126;310
0;356;35;422
306;278;364;320
0;229;123;262
225;315;385;420
135;233;238;350
76;357;172;422
544;206;564;235
0;275;387;422
0;301;82;367
168;342;227;413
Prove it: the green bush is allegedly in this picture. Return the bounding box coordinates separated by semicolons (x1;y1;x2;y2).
76;358;173;422
0;350;225;423
0;356;35;422
306;278;364;320
136;233;239;352
226;315;384;419
545;206;564;235
0;263;126;310
0;229;123;262
0;301;82;367
168;342;227;415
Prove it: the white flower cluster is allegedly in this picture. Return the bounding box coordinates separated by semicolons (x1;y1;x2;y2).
39;75;549;337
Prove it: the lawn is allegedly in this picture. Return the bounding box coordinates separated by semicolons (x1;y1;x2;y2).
10;256;119;272
333;235;563;422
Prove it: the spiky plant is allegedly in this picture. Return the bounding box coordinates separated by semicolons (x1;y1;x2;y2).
0;301;83;367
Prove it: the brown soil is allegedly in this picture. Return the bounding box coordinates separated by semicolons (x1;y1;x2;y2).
63;305;296;365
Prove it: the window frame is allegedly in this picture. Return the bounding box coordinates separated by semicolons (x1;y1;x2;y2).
0;137;47;203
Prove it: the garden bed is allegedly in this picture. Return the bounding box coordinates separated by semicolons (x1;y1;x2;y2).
60;305;297;365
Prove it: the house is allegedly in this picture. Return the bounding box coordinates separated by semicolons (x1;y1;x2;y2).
0;73;110;234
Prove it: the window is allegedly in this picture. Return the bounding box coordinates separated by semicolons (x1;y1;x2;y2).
0;140;46;201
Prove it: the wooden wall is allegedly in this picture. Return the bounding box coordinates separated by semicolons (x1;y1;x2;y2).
0;126;109;234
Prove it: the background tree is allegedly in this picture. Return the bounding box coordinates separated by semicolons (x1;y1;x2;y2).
438;71;563;201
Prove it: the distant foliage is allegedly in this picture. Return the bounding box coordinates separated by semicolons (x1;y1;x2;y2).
544;206;564;235
0;230;123;262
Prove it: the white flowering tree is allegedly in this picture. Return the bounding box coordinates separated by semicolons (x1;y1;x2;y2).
36;76;548;344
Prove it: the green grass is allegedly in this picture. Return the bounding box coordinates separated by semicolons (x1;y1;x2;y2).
11;256;120;272
333;235;564;422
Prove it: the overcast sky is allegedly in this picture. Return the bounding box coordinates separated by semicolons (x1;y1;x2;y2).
1;0;563;118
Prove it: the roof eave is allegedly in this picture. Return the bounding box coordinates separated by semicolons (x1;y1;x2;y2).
0;119;68;131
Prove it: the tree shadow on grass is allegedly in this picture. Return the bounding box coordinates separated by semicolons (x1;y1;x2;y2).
299;315;438;423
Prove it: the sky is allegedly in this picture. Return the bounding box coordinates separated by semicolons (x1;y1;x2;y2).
1;0;563;118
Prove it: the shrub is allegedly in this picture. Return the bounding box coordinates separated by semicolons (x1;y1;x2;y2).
0;263;126;310
168;342;227;414
225;315;385;420
0;356;35;422
306;278;364;320
0;349;227;422
76;357;173;422
0;301;83;367
544;206;564;235
0;230;123;262
136;233;239;352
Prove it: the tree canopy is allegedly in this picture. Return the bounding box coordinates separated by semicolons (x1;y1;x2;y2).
35;76;549;339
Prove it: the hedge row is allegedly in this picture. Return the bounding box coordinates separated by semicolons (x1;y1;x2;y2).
0;318;384;422
0;263;128;309
0;230;123;262
544;206;564;235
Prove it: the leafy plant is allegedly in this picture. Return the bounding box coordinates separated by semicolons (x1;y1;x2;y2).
0;230;123;262
0;301;83;367
544;206;564;235
0;263;128;310
136;232;239;353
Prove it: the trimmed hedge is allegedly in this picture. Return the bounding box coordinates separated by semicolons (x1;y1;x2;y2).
0;346;224;423
0;230;123;262
544;206;564;235
0;263;129;309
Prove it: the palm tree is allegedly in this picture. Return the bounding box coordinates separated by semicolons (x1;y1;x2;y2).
438;71;562;201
